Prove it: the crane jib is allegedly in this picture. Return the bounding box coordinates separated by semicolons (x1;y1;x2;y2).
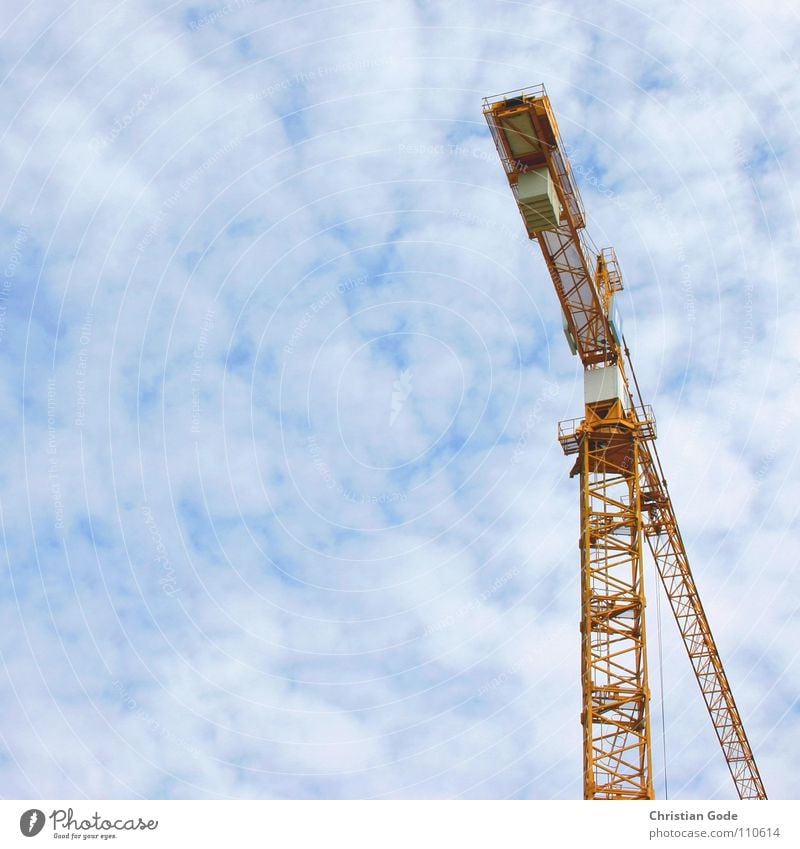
482;88;618;367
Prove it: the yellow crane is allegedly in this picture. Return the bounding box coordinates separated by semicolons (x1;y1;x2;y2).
482;84;766;801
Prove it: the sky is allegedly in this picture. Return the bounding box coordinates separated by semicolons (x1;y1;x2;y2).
0;0;798;800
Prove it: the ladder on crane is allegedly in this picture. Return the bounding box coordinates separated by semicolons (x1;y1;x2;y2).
482;85;766;800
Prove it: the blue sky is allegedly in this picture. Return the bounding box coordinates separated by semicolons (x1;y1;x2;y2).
0;0;798;799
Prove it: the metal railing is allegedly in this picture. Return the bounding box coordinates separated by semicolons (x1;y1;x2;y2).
481;83;547;110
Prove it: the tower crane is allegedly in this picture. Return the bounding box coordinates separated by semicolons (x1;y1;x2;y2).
482;85;766;800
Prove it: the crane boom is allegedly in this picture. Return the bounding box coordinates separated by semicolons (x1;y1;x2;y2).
634;400;767;799
483;85;766;800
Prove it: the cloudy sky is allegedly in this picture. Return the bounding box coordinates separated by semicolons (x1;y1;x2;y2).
0;0;797;800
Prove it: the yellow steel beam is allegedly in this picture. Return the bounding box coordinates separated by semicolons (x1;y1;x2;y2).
637;435;767;799
579;403;653;799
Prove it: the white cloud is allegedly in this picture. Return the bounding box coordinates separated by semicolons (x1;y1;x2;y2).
0;0;797;801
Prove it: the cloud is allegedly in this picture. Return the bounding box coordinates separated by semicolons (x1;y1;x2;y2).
0;0;797;800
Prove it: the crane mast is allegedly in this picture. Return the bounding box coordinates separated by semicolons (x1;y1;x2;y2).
483;85;766;800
